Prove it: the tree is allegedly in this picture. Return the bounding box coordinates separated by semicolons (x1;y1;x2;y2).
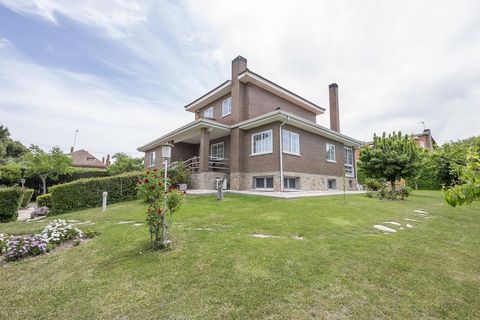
107;153;143;176
444;146;480;207
0;163;22;186
358;132;421;190
0;125;29;164
23;146;72;194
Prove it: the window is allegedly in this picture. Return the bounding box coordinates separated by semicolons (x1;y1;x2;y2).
282;130;300;155
222;97;232;117
204;106;213;118
252;130;273;155
255;177;273;189
327;179;337;189
149;152;155;167
210;142;224;159
326;143;336;162
344;146;354;177
284;177;298;189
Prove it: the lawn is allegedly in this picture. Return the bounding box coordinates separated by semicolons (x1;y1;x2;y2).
1;191;479;319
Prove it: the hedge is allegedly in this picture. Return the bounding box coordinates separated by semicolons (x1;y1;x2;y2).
0;186;23;222
49;171;142;214
37;194;52;208
20;189;34;208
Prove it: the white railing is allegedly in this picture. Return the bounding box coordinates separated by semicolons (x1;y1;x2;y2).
169;156;229;172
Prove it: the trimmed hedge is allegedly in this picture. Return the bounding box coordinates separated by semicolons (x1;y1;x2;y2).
20;189;34;208
49;171;142;214
37;194;52;208
0;186;23;222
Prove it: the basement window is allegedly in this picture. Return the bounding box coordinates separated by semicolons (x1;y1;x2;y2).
284;177;299;190
254;177;273;189
327;179;337;190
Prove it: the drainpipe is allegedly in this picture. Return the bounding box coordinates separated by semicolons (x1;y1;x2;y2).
279;116;289;192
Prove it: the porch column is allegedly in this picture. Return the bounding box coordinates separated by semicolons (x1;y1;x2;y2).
199;128;210;172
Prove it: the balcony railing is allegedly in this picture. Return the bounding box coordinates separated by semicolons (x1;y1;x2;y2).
169;156;229;173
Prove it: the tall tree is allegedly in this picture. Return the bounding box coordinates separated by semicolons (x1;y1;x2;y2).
23;146;72;194
107;152;143;175
359;132;421;189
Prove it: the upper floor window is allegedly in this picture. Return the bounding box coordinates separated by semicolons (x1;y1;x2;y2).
222;97;232;117
149;152;155;167
210;142;224;159
344;146;354;177
204;106;213;118
252;130;273;155
282;129;300;155
326;143;336;162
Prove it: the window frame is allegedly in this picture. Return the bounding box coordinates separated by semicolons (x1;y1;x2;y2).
326;143;336;162
251;130;273;156
254;177;274;190
204;106;214;119
210;142;225;159
222;97;232;117
327;179;337;190
283;177;299;190
344;146;354;177
282;129;300;156
149;152;155;167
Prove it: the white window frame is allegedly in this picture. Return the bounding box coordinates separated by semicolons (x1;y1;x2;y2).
210;142;225;159
251;130;273;155
344;146;354;177
326;143;336;162
222;97;232;117
149;152;155;167
204;106;213;118
283;177;298;190
282;129;300;156
254;177;274;190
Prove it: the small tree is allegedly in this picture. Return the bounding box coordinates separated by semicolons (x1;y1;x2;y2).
23;146;72;194
444;146;480;207
107;152;144;176
359;132;420;190
137;169;184;249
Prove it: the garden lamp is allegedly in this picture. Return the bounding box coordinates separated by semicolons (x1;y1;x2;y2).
20;178;26;188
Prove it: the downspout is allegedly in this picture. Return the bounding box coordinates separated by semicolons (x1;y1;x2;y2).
279;116;290;192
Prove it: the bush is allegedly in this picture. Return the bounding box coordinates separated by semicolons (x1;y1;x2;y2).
20;188;34;208
41;219;83;244
168;162;192;186
365;178;384;191
397;186;411;200
49;171;141;214
4;234;48;261
0;232;9;253
0;163;22;186
37;194;52;208
0;186;23;222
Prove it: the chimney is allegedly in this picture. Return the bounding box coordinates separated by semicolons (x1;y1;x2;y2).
102;157;105;164
231;55;248;121
106;154;110;167
70;146;74;153
329;83;340;132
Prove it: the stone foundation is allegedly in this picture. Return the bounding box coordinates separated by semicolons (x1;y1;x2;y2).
190;172;229;190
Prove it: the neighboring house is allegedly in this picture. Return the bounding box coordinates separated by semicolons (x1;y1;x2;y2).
138;56;362;191
67;148;110;169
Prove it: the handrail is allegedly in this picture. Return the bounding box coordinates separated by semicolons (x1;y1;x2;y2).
168;156;229;172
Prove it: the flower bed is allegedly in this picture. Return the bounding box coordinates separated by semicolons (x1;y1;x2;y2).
0;220;88;263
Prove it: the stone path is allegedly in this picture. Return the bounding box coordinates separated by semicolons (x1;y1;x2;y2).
373;209;434;234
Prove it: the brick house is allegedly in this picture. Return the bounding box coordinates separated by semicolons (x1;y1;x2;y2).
138;56;362;191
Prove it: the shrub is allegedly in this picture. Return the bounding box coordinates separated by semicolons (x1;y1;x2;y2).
20;188;34;208
0;233;10;253
0;163;22;186
37;194;52;208
4;234;48;261
365;178;384;191
0;186;23;222
397;186;411;200
168;162;192;186
41;219;83;244
49;171;141;214
365;190;376;198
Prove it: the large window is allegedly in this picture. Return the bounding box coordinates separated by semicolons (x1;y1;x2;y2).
282;129;300;155
252;130;273;155
222;97;232;117
149;152;155;167
210;142;224;159
344;146;354;177
326;143;336;162
284;177;298;190
204;106;213;118
255;177;273;189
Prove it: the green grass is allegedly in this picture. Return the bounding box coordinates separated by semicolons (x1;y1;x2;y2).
1;191;479;319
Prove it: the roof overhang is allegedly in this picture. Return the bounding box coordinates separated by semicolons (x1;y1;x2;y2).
235;110;362;147
137;119;231;152
238;70;325;115
184;80;231;112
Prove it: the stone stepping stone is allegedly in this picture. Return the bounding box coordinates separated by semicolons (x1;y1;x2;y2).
403;218;418;222
406;224;414;228
132;223;143;227
117;221;134;224
414;210;429;214
194;228;215;231
252;234;280;238
293;235;305;240
67;219;79;223
374;225;397;233
74;221;92;225
383;221;401;226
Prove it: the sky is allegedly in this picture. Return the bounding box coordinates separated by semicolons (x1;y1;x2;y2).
0;0;479;159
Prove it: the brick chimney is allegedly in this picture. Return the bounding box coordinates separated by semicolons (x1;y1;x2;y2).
329;83;340;132
70;146;74;153
231;56;247;122
106;154;110;167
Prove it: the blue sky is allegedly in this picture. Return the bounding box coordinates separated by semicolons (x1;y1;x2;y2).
0;0;479;159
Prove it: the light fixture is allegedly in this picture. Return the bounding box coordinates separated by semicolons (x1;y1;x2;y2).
161;144;172;159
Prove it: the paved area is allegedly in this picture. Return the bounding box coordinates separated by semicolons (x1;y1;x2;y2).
186;189;365;199
18;208;35;221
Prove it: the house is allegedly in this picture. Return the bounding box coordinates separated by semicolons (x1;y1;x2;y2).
138;56;362;191
67;148;110;169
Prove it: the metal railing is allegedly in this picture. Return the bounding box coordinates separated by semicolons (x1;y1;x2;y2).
168;156;229;172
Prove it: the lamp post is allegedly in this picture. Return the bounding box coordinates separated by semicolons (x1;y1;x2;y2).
20;178;26;188
161;144;172;247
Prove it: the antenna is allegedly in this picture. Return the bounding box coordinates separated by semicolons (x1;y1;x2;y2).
72;129;79;151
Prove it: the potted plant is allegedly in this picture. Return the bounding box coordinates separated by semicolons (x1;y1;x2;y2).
169;162;191;191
